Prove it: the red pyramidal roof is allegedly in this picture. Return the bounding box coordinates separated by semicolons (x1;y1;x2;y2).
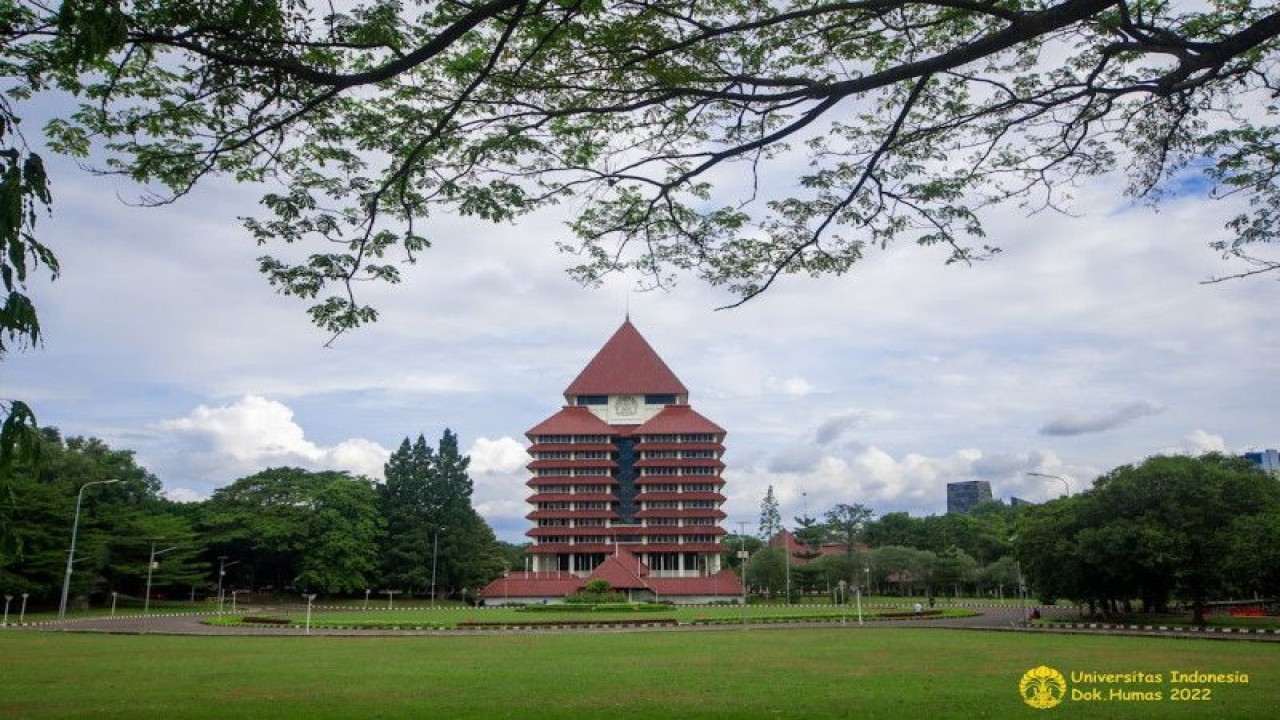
565;319;688;396
634;404;725;435
526;406;616;437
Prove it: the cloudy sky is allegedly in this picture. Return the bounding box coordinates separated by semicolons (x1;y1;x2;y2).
4;129;1277;542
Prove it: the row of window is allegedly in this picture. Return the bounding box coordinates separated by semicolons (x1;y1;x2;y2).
534;434;715;444
533;485;612;495
646;517;717;526
537;535;722;545
640;434;716;443
643;500;719;509
573;394;679;406
534;435;610;444
637;484;718;493
641;449;718;459
536;502;610;510
538;517;717;528
535;467;611;476
537;500;720;511
534;450;611;460
639;467;718;475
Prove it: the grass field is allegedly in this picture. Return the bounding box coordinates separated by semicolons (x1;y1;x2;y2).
1;628;1275;718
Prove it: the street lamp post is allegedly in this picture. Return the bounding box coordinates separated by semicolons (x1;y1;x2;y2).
1026;472;1071;497
783;530;792;605
3;595;11;627
231;589;239;614
19;592;28;623
216;556;240;613
838;580;848;625
304;593;316;634
1017;560;1028;626
855;582;863;625
431;526;446;608
736;520;749;627
59;479;120;619
144;542;179;614
110;591;118;616
364;588;370;610
383;589;397;609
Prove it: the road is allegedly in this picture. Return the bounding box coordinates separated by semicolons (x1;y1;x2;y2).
11;603;1275;641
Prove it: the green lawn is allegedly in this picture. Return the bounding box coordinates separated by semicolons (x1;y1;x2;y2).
1;629;1275;718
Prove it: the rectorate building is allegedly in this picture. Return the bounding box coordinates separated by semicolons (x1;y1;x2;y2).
479;319;743;604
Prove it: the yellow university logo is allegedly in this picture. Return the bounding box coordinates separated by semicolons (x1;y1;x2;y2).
1019;666;1067;709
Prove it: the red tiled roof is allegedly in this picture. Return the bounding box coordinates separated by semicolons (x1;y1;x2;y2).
525;510;618;520
588;554;651;589
526;443;616;454
769;530;864;565
637;543;725;553
477;572;583;598
646;569;744;597
526;493;617;503
526;477;619;488
634;405;726;435
526;406;616;437
526;459;617;470
564;320;688;396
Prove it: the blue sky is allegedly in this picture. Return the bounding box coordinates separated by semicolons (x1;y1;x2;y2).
4;143;1278;543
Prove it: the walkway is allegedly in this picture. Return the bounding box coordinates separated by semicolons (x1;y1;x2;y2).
10;604;1276;641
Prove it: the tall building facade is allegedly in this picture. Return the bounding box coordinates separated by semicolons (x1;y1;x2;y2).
523;319;729;578
946;480;993;514
1243;449;1279;475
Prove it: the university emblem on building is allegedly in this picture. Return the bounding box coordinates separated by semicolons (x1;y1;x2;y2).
1018;665;1067;709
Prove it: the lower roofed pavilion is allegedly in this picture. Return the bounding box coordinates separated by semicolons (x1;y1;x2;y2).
479;319;743;605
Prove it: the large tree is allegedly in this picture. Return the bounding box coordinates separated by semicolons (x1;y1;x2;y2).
378;429;503;597
0;429;198;607
2;0;1278;345
1015;453;1280;623
758;484;782;540
823;502;873;587
202;467;382;595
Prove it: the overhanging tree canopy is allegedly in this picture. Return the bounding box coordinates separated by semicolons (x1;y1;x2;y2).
0;0;1275;341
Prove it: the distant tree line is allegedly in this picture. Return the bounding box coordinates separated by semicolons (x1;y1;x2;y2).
733;493;1024;601
738;455;1279;622
0;429;515;609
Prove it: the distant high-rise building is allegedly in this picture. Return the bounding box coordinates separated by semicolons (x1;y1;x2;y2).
1008;496;1035;508
947;480;992;514
1243;449;1279;474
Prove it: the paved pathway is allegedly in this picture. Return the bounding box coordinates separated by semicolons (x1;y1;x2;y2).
10;603;1274;641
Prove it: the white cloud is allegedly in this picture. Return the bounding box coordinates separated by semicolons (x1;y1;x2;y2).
764;376;815;396
467;436;529;474
1182;429;1227;455
163;488;206;503
154;395;390;482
